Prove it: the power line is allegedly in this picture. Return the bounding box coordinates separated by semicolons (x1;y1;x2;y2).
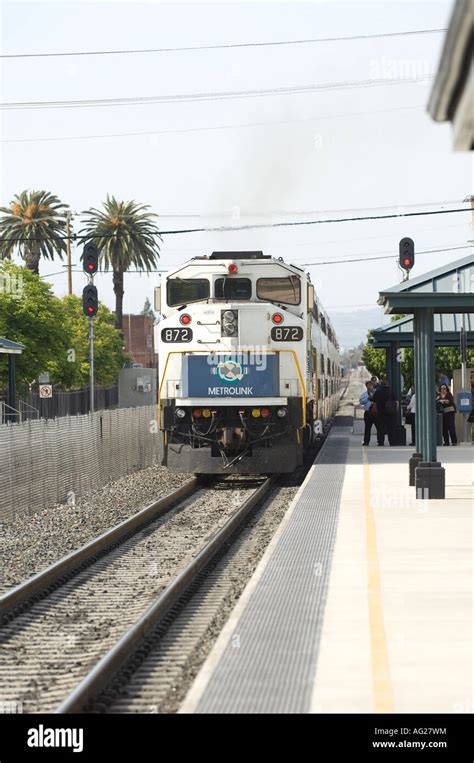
0;28;447;59
0;105;424;144
3;207;471;245
38;244;472;279
0;77;433;111
301;244;472;266
161;198;468;221
159;222;468;251
157;207;472;235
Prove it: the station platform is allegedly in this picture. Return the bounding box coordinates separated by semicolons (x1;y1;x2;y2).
181;420;473;714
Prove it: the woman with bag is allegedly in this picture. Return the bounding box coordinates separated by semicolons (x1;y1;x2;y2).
406;386;416;446
436;384;457;445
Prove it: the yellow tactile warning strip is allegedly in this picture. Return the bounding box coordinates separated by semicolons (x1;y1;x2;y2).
363;448;394;712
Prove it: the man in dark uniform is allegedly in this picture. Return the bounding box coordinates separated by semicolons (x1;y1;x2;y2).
373;379;398;446
359;380;376;446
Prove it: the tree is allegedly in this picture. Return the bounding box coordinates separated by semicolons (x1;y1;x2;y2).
0;262;126;390
0;190;68;274
0;262;73;389
141;296;155;319
361;332;386;378
341;343;364;369
361;331;474;392
62;296;127;386
79;196;161;332
434;346;474;383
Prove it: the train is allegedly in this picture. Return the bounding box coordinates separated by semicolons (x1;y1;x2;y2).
155;251;342;474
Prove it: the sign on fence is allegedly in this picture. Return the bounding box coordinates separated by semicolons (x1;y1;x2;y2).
39;385;53;399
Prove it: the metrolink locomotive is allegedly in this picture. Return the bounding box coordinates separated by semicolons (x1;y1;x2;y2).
155;252;341;474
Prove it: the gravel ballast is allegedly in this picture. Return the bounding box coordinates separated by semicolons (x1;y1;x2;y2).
0;464;191;594
0;481;263;713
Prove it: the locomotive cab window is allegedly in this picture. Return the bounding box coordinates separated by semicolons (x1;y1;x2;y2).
256;275;301;305
167;278;210;307
215;277;252;300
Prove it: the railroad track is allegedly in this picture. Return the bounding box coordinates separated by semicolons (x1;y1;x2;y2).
0;475;275;713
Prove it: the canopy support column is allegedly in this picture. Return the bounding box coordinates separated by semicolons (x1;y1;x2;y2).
414;308;445;498
8;354;17;422
387;341;402;424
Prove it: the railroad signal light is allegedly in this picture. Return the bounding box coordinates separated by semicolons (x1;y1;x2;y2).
399;238;415;272
82;284;98;317
82;241;99;275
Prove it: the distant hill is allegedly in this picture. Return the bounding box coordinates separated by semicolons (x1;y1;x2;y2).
330;307;387;351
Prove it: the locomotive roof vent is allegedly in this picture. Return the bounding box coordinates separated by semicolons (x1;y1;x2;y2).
209;251;270;260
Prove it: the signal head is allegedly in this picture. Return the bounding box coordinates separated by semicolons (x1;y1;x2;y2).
83;242;99;275
399;237;415;271
82;284;98;317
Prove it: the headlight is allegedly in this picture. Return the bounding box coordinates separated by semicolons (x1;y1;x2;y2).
175;408;186;419
277;407;287;418
221;309;238;337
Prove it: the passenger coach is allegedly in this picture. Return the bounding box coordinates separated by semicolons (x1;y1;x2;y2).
155;252;341;474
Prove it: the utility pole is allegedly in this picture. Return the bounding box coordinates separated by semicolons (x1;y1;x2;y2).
66;210;73;295
89;318;95;414
465;194;474;242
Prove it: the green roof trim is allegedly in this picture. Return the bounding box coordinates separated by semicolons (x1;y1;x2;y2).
371;314;474;347
378;254;474;313
0;337;25;354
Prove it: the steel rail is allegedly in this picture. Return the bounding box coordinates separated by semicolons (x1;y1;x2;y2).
0;477;199;618
56;475;276;713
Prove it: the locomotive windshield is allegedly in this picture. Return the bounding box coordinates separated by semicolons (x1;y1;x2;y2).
256;275;301;305
215;277;252;300
167;278;210;306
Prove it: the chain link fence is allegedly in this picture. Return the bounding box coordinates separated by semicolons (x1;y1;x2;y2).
0;405;161;524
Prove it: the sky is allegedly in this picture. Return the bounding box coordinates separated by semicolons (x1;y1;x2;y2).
1;0;472;348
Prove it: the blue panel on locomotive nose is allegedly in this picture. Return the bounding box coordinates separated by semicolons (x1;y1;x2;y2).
182;354;280;397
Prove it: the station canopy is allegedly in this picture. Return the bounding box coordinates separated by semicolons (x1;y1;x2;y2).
0;337;25;355
373;253;474;348
377;253;474;314
371;312;474;348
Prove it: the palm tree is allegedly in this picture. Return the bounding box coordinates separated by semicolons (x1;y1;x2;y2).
79;196;161;331
0;190;68;274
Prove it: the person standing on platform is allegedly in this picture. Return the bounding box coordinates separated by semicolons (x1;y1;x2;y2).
359;381;376;446
436;369;450;388
373;379;398;446
436;384;458;445
406;386;416;446
371;375;381;390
